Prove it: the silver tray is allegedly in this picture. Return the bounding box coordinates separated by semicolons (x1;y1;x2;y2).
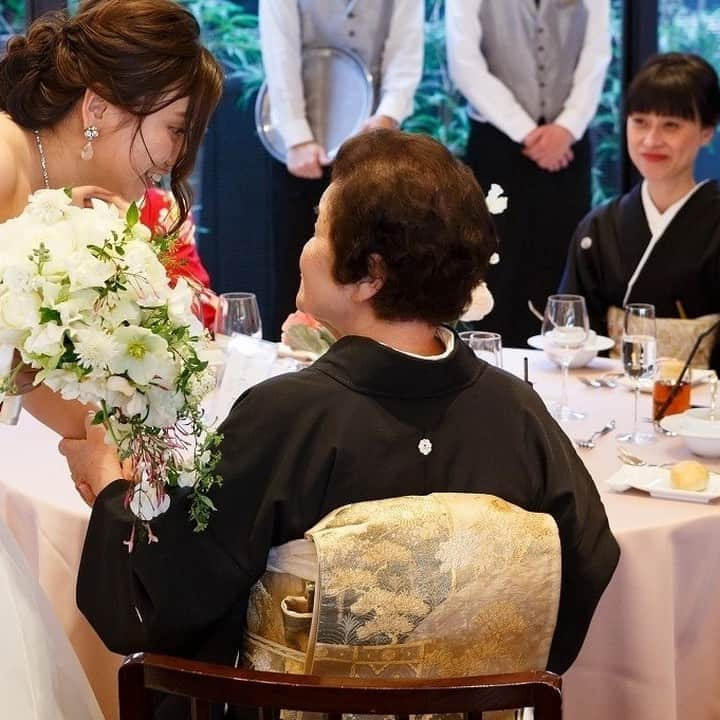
255;46;374;163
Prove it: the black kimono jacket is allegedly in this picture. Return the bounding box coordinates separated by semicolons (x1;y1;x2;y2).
559;181;720;367
77;335;619;692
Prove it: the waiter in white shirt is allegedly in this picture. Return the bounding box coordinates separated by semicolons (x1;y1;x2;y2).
259;0;424;338
446;0;611;346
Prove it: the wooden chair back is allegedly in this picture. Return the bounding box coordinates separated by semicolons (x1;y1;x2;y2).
119;653;562;720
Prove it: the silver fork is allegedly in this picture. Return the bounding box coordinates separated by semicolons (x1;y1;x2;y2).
575;419;616;449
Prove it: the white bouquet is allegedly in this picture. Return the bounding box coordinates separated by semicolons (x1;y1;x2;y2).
0;189;222;541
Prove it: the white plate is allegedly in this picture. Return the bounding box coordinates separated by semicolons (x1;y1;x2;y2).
527;334;615;353
606;465;720;503
617;368;716;393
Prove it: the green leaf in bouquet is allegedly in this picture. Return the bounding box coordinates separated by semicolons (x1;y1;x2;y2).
126;202;139;227
39;307;62;325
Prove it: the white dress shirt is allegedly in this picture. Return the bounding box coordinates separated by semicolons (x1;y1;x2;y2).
445;0;612;143
259;0;424;149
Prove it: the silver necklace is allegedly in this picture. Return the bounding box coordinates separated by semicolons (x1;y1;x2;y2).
32;129;50;189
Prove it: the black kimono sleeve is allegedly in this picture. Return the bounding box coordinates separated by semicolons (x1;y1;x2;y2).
558;207;613;337
76;375;327;660
523;396;620;674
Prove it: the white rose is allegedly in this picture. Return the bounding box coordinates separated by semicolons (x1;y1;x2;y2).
0;291;40;331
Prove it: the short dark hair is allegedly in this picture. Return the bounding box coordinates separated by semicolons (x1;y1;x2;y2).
626;52;720;127
328;130;497;325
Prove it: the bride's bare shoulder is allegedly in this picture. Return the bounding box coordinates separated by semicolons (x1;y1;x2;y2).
0;115;29;221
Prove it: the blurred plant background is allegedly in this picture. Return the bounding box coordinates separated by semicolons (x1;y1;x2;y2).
0;0;24;34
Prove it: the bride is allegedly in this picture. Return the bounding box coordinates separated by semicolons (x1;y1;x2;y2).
0;1;222;715
0;0;223;437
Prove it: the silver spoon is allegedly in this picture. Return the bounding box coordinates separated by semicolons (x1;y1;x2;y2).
576;419;616;449
579;376;603;389
617;446;673;468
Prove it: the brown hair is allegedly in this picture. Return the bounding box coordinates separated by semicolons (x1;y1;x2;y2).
329;130;497;325
0;0;224;225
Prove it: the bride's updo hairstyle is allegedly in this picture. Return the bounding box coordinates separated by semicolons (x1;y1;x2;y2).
0;0;223;224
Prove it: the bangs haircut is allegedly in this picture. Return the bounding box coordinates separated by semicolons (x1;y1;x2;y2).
626;52;720;127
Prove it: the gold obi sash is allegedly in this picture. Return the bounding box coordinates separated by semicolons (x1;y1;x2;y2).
243;493;561;685
607;306;720;368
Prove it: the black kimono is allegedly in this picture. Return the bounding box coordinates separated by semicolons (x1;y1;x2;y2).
77;335;619;700
559;181;720;367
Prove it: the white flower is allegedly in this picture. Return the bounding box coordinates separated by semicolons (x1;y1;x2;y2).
177;469;197;488
144;385;183;428
109;326;170;386
129;479;171;521
26;189;72;224
66;250;115;291
24;322;66;357
101;297;142;328
131;223;152;243
123;240;169;307
0;292;41;342
73;327;118;370
2;259;36;293
486;184;508;215
461;282;495;322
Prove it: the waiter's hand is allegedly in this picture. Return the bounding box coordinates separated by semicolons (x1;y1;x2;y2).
58;414;123;507
523;124;575;172
71;186;131;214
287;142;330;179
360;114;398;133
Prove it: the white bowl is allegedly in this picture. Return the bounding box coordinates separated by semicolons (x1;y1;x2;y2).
527;331;615;368
660;408;720;457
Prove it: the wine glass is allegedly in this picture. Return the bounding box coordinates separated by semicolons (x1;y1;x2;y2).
213;292;262;340
541;294;589;421
459;331;503;367
617;303;657;444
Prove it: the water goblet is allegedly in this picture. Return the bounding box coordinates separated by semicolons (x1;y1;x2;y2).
459;331;503;367
617;303;657;444
541;294;589;421
214;292;262;341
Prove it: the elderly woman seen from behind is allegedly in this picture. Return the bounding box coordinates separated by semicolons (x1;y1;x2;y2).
62;130;619;715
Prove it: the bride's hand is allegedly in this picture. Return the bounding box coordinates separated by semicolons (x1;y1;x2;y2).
58;414;124;507
71;186;131;215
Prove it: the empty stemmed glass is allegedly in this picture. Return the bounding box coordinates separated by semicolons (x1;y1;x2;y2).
541;294;589;421
213;292;262;340
617;303;657;444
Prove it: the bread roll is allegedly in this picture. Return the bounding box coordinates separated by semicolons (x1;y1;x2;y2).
670;460;709;491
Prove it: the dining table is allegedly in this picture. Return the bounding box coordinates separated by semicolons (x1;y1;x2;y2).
1;345;719;720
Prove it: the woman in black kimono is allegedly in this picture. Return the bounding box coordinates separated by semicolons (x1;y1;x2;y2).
559;53;720;367
60;130;619;717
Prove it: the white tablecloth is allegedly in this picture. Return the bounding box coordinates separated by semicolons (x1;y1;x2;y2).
1;347;720;719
